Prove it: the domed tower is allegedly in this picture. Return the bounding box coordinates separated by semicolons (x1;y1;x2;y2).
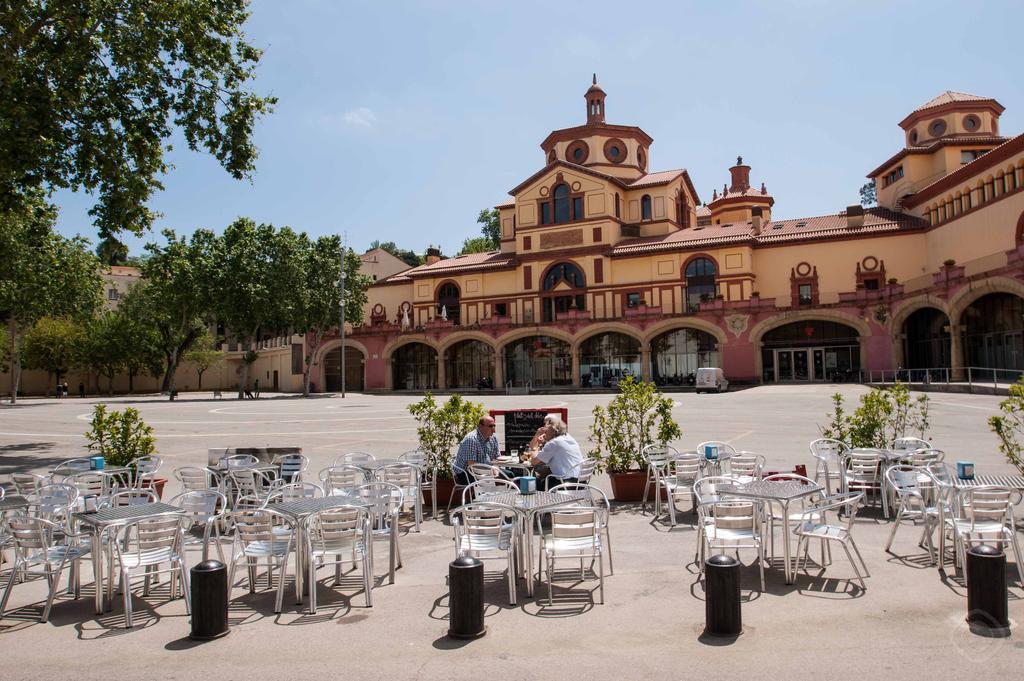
707;156;774;226
868;91;1007;212
539;75;653;181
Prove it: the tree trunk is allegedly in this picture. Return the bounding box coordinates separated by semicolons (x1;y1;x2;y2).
128;370;135;393
108;373;115;396
197;369;205;391
238;360;249;399
302;331;324;397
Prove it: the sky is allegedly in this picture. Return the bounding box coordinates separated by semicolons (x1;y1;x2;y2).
52;0;1024;259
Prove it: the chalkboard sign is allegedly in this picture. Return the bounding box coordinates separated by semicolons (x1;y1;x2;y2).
503;409;549;455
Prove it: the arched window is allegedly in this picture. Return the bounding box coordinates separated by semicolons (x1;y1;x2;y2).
684;257;717;312
437;282;460;325
542;262;586;322
553;184;570;223
539;182;583;225
641;194;652;220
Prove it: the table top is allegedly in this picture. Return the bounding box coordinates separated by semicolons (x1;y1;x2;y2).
211;463;279;473
274;495;366;519
717;479;822;501
952;474;1024;490
51;464;131;476
0;495;31;511
485;490;589;512
349;458;415;471
74;502;183;527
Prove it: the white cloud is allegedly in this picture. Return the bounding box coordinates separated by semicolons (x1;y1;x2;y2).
343;107;377;128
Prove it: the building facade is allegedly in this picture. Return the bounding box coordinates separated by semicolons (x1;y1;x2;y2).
321;80;1024;392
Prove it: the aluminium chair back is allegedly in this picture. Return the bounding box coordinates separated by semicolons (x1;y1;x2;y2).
51;458;94;478
222;454;259;469
452;502;516;553
306;506;368;554
131;456;162;487
906;448;945;466
273;453;309;483
269;482;323;503
66;470;114;498
725;452;765;480
462;478;517;505
576;458;597;484
11;472;50;496
175;466;218;492
319;465;366;496
335;452;375;466
108;488;159;507
961;487;1017;531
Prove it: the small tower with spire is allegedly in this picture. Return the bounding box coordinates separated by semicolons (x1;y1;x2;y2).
585;74;606;124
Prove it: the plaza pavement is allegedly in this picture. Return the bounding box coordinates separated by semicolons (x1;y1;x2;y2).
0;385;1020;680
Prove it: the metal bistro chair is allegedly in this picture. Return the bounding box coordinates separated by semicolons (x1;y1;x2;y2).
221;454;260;470
723;452;766;483
304;506;373;612
884;466;941;561
844;449;888;517
399;449;436;519
892;437;932;455
761;473;825;565
537;506;605;606
451;502;519;605
267;482;324;503
697;497;766;592
660;451;703;526
174;466;219;493
0;516;91;622
355;483;404;585
51;458;94;479
227;466;279;506
112;515;191;628
10;473;50;497
461;478;518;506
378;463;423;531
169;490;228;563
66;470;117;504
795;492;869;589
576;458;597;485
904;448;945;467
131;456;163;490
335;452;376;466
227;508;295;613
940;486;1024;579
809;438;850;495
641;444;679;516
319;465;367;497
550;482;615;575
272;453;309;484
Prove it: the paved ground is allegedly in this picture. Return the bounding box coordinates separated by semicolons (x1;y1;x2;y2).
0;386;1021;680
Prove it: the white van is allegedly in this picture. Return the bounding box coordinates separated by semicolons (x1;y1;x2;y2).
695;367;728;393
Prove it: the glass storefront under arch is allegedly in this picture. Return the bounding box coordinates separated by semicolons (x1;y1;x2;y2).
444;340;494;389
961;293;1024;371
324;346;365;392
391;343;437;390
761;320;860;382
903;307;950;370
503;336;572;388
578;332;641;388
650;328;720;386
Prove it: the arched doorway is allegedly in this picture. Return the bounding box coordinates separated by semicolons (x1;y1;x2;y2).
444;340;494;389
437;282;460;325
761;320;860;382
391;343;437;390
541;262;586;322
324;346;365;391
902;308;950;370
578;332;641;388
650;327;721;386
503;336;572;388
961;293;1024;371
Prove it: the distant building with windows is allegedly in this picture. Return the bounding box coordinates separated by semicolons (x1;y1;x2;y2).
313;78;1024;392
359;247;412;283
100;265;142;310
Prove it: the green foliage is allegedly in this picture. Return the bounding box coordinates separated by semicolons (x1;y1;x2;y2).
22;316;84;380
0;326;8;373
0;0;276;238
96;237;129;266
819;383;930;448
84;404;156;468
989;378;1024;475
588;377;681;474
78;313;128;394
369;240;421;268
458;236;495;255
860;180;877;207
184;330;225;391
407;393;486;479
477;208;501;248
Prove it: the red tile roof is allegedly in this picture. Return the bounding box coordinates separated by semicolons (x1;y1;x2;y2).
376;250;516;284
494;200;515;209
507;160;700;204
913;91;991;113
628;170;684;188
903;133;1024;209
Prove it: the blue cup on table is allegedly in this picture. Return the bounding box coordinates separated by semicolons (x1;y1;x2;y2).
703;444;719;461
956;461;974;480
90;456;105;470
519;476;537;494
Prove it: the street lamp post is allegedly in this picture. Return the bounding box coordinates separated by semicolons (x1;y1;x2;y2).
339;244;347;399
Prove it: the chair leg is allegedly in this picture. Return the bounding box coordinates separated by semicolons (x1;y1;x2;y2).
363;552;373;607
273;557;287;614
604;523;614;576
849;537;870;577
308;553;317;615
641;469;651;515
179;560;191;614
41;561;66;623
598;550;605;605
842;542;866;589
885;510;902;552
0;561;19;618
121;569;133;628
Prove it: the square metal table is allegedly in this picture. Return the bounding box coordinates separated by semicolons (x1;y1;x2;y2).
74;502;184;613
273;495;370;606
715;479;822;584
485;490;590;597
952;474;1024;491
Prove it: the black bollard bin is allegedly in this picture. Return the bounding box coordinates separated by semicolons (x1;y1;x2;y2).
448;556;486;639
966;544;1009;631
705;554;742;636
190;559;229;640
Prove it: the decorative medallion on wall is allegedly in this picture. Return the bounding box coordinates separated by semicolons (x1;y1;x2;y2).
861;256;879;271
539;186;549;197
571;181;582;191
795;261;813;277
725;314;749;338
566;140;589;164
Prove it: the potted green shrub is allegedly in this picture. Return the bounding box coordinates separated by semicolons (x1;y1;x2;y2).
588;377;681;501
989;377;1024;475
84;404;163;496
407;392;485;507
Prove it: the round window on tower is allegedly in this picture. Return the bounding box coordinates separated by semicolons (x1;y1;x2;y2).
963;114;981;132
566;140;589;164
928;118;947;137
604;138;627;164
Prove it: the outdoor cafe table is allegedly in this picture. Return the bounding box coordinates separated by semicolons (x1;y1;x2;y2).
952;474;1024;491
715;479;823;585
485;489;590;597
272;494;369;606
74;502;184;613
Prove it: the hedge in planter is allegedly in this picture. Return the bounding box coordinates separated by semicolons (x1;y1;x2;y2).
588;377;681;501
84;403;157;468
408;393;485;506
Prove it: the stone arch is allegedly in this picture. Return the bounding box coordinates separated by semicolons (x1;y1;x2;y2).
381;335;441;362
437;331;498;357
749;309;870;382
640;317;727;347
1016;210;1024;246
572;322;645;353
315;338;369;393
494;327;576;353
887;295;951;368
947;276;1024;325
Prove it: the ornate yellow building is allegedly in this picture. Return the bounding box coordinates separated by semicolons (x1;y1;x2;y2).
327;80;1024;392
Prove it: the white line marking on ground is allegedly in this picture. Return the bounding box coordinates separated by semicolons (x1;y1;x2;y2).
727;431;754;444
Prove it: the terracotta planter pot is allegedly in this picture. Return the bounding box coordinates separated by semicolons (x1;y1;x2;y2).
609;470;650;502
150;477;168;500
425;477;458;509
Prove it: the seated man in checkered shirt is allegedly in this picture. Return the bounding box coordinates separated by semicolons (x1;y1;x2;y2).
454;414;500;486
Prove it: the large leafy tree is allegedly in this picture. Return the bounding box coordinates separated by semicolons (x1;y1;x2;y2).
458;236;495;255
477;208;501;248
292;236;369;396
22;316;85;392
0;1;276;238
130;229;217;394
184;329;225;391
213;218;303;398
369;240;420;268
0;192;101;402
78;312;127;395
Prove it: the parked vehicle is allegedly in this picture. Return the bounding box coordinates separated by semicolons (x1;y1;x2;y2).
695;367;728;393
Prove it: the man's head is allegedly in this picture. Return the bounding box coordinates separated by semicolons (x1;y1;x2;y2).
478;415;496;437
544;414;568;437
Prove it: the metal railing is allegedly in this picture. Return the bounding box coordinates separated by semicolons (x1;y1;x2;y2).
861;366;1022;390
